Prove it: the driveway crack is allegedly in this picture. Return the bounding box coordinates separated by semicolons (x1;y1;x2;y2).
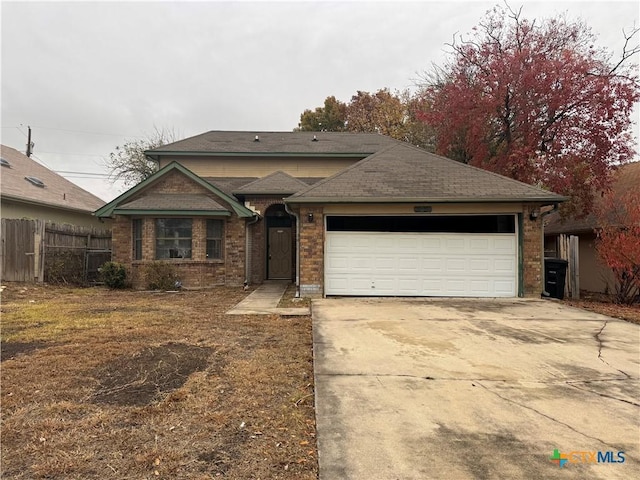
475;381;619;449
594;320;631;379
565;381;640;407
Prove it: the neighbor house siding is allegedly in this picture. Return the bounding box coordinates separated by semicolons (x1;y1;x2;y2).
545;232;615;294
2;198;110;229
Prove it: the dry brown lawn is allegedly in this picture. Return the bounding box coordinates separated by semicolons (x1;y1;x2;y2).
0;284;317;479
563;291;640;325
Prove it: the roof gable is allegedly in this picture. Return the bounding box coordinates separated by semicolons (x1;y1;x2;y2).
287;143;566;204
115;194;231;216
145;131;401;157
233;171;310;195
0;144;105;212
95;162;254;218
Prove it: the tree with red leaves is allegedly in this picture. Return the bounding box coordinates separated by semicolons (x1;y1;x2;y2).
595;188;640;304
420;5;639;216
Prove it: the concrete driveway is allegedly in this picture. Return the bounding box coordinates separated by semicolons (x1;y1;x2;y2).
312;298;639;480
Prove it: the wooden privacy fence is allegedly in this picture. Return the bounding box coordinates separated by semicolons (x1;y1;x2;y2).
557;234;580;299
1;219;112;285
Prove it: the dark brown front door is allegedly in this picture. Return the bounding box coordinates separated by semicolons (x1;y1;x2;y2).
268;227;292;279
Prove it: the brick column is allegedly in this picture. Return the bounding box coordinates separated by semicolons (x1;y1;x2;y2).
522;205;543;296
298;206;324;297
111;216;131;264
224;216;245;286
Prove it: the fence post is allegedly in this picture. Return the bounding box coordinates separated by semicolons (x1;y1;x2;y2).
33;219;45;283
569;235;580;300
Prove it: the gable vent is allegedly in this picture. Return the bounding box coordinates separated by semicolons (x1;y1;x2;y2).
25;176;45;188
0;157;10;167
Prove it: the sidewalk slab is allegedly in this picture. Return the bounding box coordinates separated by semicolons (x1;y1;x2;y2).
226;282;310;316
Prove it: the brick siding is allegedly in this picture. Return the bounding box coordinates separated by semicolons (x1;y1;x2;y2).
522;205;544;297
298;206;324;297
111;171;246;289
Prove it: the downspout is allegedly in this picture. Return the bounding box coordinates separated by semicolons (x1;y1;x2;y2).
539;203;560;297
245;214;260;286
284;202;300;298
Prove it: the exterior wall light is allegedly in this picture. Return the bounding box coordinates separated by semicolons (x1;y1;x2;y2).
307;213;314;223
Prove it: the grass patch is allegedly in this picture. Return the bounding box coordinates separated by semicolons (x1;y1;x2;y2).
277;283;311;308
1;284;317;479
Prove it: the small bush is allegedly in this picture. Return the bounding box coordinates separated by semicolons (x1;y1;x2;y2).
100;262;127;289
144;261;178;290
46;249;85;285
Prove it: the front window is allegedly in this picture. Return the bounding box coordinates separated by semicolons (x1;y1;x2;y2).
132;219;142;260
155;219;192;259
206;219;223;259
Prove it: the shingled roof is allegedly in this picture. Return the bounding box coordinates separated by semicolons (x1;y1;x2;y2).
95;162;254;218
1;144;105;212
116;194;230;215
234;171;310;195
287;143;566;204
146;131;400;156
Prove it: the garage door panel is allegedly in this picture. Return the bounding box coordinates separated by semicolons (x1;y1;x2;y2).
469;238;490;251
374;256;396;270
494;258;516;273
446;258;468;273
469;279;491;293
493;237;516;253
325;231;516;297
397;257;420;272
445;238;466;250
421;237;443;251
443;279;467;295
469;258;491;273
422;257;444;272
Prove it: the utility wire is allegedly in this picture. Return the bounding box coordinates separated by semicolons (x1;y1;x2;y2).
30;125;144;138
37;150;105;157
30;154;52;169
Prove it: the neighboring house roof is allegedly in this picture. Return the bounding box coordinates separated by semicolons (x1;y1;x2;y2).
115;194;231;216
95;162;254;218
545;161;640;235
287;143;566;204
205;176;324;196
145;131;401;157
204;177;259;196
0;144;105;213
234;171;310;195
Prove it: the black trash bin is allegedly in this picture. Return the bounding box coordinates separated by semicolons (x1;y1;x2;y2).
544;258;568;299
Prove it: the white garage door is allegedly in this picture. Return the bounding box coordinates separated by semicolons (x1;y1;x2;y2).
325;231;517;297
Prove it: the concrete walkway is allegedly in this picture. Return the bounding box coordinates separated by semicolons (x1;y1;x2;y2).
226;281;310;316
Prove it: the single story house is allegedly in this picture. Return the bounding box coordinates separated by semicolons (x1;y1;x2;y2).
95;131;565;297
544;161;639;294
1;144;108;228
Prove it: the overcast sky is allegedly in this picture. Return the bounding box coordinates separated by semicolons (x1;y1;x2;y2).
2;0;639;202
